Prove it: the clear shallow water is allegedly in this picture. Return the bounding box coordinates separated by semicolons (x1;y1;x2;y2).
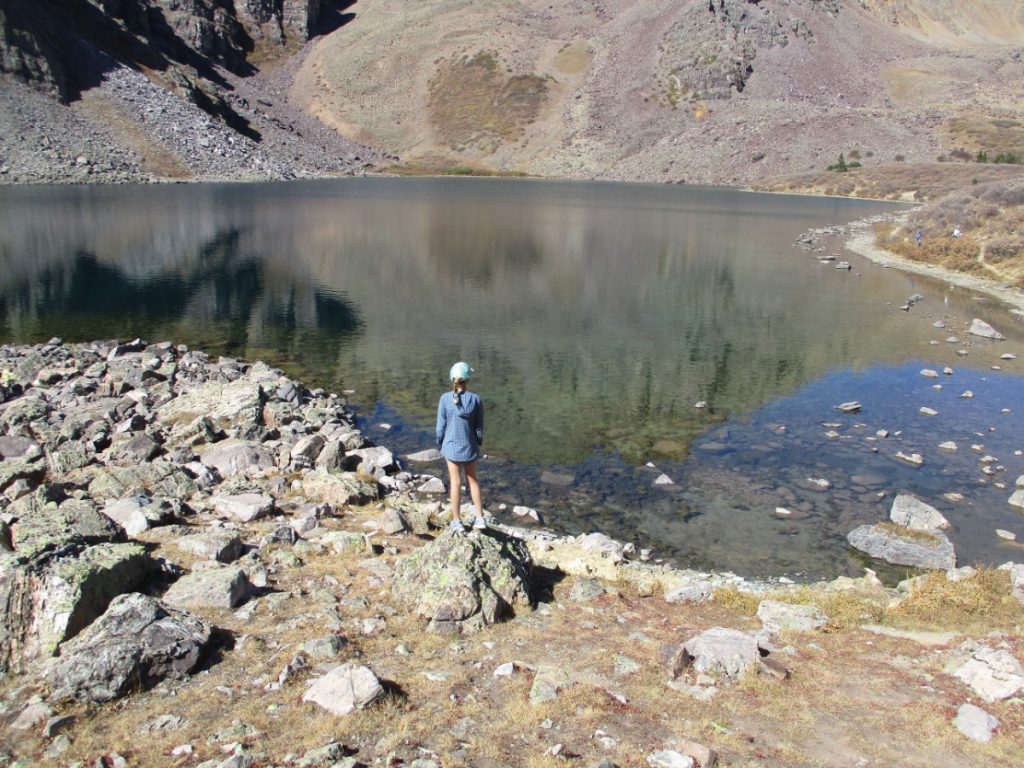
1;177;1022;578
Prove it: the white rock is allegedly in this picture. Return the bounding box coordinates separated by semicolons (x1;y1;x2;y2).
646;751;694;768
694;401;708;409
889;494;949;531
943;367;954;375
1000;353;1017;360
654;474;675;486
836;401;861;413
960;390;974;399
301;664;383;715
946;642;1024;702
417;476;446;494
493;662;516;677
995;529;1016;541
681;627;758;681
919;407;938;416
968;318;1005;340
895;451;923;467
953;703;999;743
938;441;957;451
211;493;274;522
1009;490;1024;510
920;369;939;379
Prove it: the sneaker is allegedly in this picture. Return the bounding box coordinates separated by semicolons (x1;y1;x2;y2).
449;518;466;533
472;516;487;531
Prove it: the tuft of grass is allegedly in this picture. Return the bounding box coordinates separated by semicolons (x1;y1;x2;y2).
712;586;761;615
888;567;1024;633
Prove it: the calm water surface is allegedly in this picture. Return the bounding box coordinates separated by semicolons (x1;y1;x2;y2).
1;177;1022;579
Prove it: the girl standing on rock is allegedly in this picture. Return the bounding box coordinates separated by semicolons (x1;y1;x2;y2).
436;361;486;533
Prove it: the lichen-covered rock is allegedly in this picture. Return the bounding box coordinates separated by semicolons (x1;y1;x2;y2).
677;627;759;681
45;593;211;703
847;523;955;570
302;471;378;507
0;542;149;671
158;379;266;435
199;439;276;478
162;563;251;609
392;530;532;634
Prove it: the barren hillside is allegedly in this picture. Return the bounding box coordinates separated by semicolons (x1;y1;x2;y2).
294;0;1024;185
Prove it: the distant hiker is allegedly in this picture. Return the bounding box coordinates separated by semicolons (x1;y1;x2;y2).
914;229;922;247
436;361;486;533
952;225;962;238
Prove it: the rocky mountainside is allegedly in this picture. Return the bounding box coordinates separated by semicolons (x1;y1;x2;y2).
0;0;1022;189
0;0;385;183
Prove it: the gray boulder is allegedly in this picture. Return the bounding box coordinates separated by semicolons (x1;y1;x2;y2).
301;663;383;715
46;593;211;703
177;530;244;563
392;530;532;634
200;440;275;478
88;461;198;502
302;472;378;507
677;627;759;681
968;318;1005;340
210;492;274;522
0;436;42;462
945;641;1024;702
889;494;949;531
314;440;346;472
953;703;999;743
101;496;178;536
347;446;396;478
157;379;266;435
1;541;148;672
290;435;326;467
847;524;956;570
162;563;251;610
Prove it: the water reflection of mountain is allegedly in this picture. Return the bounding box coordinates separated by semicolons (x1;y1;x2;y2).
5;178;1008;465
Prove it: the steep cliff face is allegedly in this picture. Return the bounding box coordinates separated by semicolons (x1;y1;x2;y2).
0;0;323;102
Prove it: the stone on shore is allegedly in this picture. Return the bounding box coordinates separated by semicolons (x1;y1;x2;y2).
756;600;827;635
889;494;949;532
1009;490;1024;510
301;663;383;715
157;379;266;435
945;641;1024;702
675;627;759;681
302;472;378;507
968;318;1005;340
210;492;274;522
162;563;251;610
846;524;955;570
392;530;532;634
953;703;999;743
45;593;211;703
199;439;275;478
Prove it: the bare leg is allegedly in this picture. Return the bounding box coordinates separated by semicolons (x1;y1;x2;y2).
446;460;463;521
463;461;483;519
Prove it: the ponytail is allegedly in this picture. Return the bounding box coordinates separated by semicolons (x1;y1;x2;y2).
452;379;462;405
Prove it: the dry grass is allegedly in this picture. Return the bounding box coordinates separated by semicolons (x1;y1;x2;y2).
711;586;761;615
944;116;1024;158
877;177;1024;286
888;567;1024;633
428;51;550;153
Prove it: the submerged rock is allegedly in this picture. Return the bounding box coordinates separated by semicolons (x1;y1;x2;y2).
968;318;1005;340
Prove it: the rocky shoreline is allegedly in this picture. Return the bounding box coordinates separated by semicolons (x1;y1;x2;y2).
2;339;1023;766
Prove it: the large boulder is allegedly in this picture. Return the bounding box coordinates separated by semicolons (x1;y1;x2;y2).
46;593;211;703
847;524;955;570
302;472;378;507
968;318;1005;340
0;542;149;672
157;379;266;436
392;530;532;634
199;439;276;478
87;461;198;502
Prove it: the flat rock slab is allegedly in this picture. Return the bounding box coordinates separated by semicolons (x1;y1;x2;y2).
46;593;211;703
162;564;251;610
757;599;827;635
945;641;1024;702
177;531;244;563
889;494;949;531
847;523;955;570
679;627;759;681
954;703;999;743
210;493;274;522
529;665;573;704
301;663;383;716
968;318;1005;340
157;379;265;433
199;440;276;478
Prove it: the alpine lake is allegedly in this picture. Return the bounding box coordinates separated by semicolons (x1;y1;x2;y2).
2;176;1022;580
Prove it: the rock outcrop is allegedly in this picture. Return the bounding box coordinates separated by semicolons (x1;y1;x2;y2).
45;592;212;703
392;529;533;634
